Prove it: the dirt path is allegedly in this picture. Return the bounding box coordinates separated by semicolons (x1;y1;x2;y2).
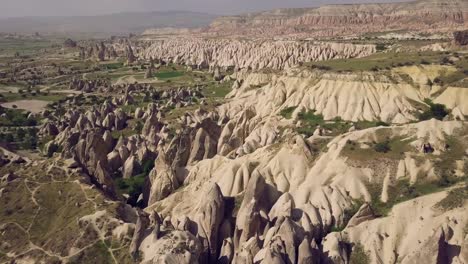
1;99;49;113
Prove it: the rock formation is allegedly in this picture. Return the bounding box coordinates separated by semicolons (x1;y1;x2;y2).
208;0;468;38
2;2;467;263
143;39;375;71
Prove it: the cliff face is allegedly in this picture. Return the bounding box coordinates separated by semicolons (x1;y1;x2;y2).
142;39;375;70
209;0;468;37
219;70;422;124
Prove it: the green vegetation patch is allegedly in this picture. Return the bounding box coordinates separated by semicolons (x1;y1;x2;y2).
350;243;371;264
308;51;468;87
68;241;114;264
432;136;466;184
0;223;30;256
155;71;184;79
29;182;94;255
0;91;66;104
296;111;352;136
115;159;154;206
418;99;449;121
116;174;147;198
435;186;468;212
203;80;233;98
0;181;39;229
0;38;59;56
342;136;412;161
0;107;39;126
367;177;467;217
309;51;441;72
102;61;125;70
291;109;390;137
280;106;296;119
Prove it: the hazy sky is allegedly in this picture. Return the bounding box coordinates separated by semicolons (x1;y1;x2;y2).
0;0;407;18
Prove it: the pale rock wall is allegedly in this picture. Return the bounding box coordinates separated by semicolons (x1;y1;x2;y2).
142;39;375;71
221;70;425;123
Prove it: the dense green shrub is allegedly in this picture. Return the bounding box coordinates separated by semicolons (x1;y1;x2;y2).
350;243;370;264
116;159;155;207
374;141;391;153
376;43;386;51
419;100;449;121
280;107;296;119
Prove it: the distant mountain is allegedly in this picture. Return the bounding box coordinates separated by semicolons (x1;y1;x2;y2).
212;0;467;27
209;0;468;37
0;11;218;34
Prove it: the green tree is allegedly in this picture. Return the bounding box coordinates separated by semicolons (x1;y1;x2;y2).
419;101;449;121
16;128;26;141
374;141;391;153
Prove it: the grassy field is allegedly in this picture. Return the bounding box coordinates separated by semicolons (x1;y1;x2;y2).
349;243;371;264
308;51;468;84
342;136;412;161
0;38;60;57
346;131;468;216
155;70;184;79
0;92;66;103
204;80;233;98
100;61;125;70
0;162;136;263
367;176;467;217
282;108;390;137
435;185;468;212
310;51;433;71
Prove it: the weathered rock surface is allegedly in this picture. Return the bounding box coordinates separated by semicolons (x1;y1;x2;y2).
209;0;468;38
143;39;375;71
220;69;432;123
195;183;225;263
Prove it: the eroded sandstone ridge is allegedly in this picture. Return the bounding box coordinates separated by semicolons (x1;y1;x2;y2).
0;0;467;263
142;39;375;70
208;0;468;38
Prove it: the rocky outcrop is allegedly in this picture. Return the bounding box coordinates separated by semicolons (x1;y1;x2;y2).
126;44;137;65
235;172;273;250
402;227;453;264
74;131;114;194
146;153;179;205
139;230;202;264
346;203;375;228
162;115;221;169
195;183;225;263
123;156;142;179
143;39;375;71
69;78;110;93
221;69;423;123
144;118;467;264
298;237;320;264
129;210;150;258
